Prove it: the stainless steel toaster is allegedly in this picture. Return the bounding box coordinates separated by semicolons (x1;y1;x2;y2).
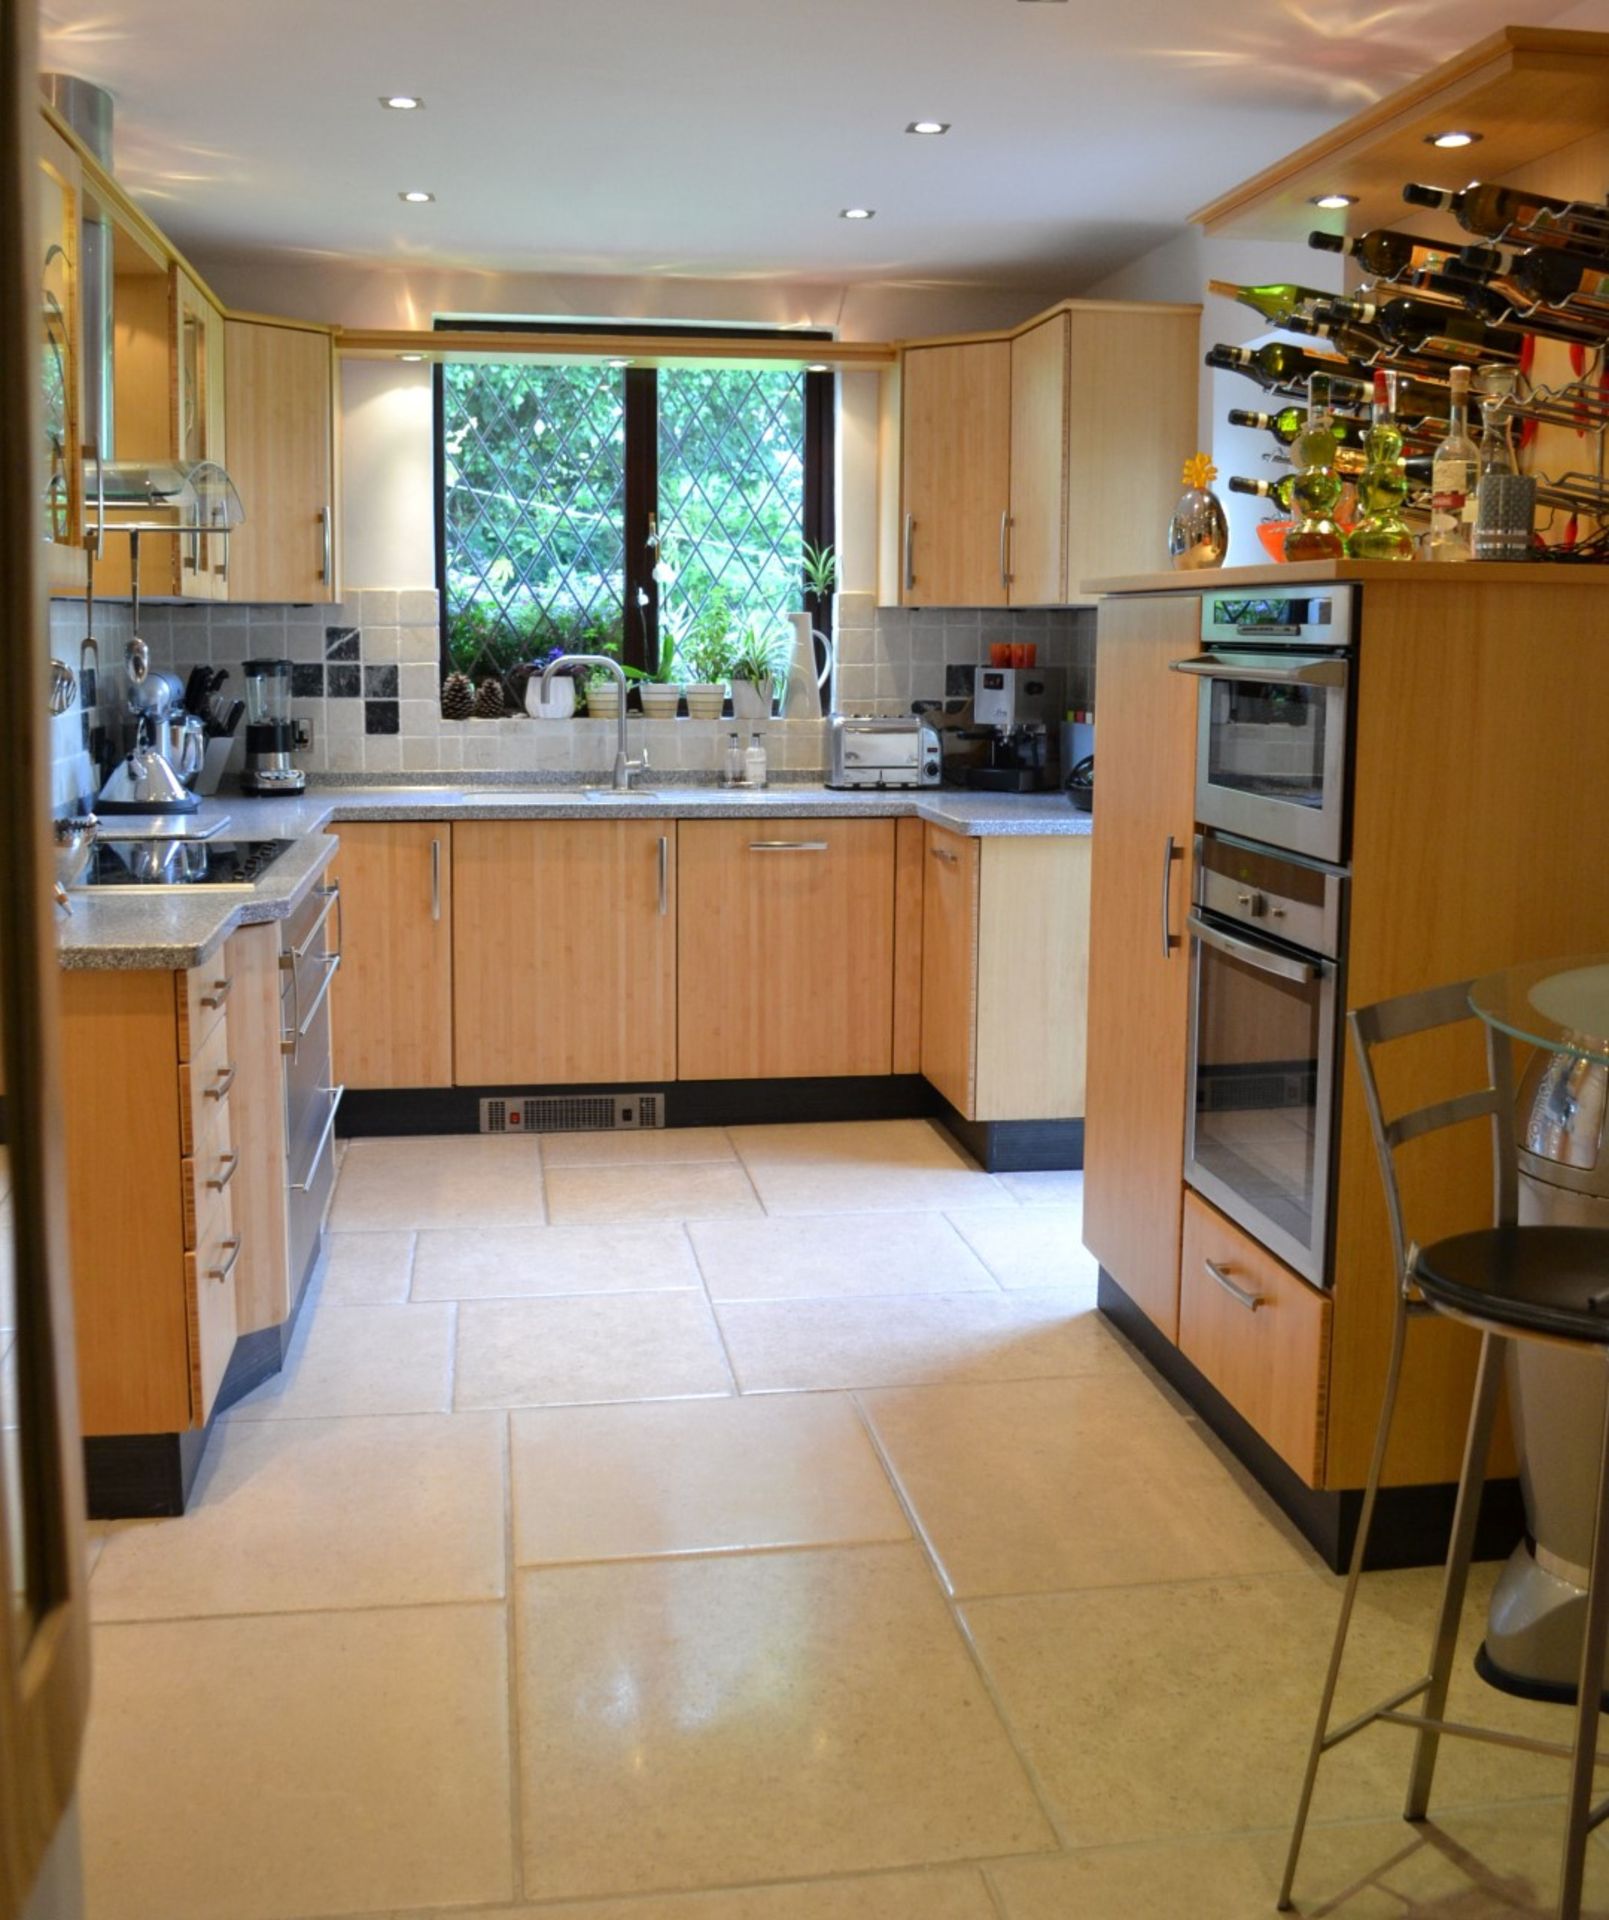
827;716;941;790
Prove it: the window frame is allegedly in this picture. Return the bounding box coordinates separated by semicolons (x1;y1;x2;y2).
433;320;836;678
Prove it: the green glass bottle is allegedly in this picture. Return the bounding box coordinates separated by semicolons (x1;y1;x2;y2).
1227;472;1298;512
1346;370;1416;562
1283;376;1347;563
1207;279;1331;326
1228;405;1369;452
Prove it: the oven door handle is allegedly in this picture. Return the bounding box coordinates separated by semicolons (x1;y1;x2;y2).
1187;912;1316;985
1169;655;1348;687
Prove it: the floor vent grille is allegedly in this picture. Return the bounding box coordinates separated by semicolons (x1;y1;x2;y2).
479;1093;663;1134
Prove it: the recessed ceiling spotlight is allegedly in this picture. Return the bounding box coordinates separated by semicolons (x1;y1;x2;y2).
1427;129;1481;148
840;207;876;221
398;352;425;362
399;189;435;203
1309;193;1358;209
907;120;950;135
380;94;424;110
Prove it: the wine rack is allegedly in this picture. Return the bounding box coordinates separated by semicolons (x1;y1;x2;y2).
1210;183;1609;562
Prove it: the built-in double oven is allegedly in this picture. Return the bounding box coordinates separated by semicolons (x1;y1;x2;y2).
1172;588;1354;1286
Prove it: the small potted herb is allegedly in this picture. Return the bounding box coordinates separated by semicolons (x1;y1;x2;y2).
730;617;787;722
639;628;685;719
680;591;737;719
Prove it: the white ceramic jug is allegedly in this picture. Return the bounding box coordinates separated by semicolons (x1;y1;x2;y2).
782;612;834;720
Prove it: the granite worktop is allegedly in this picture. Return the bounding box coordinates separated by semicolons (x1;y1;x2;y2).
57;781;1090;970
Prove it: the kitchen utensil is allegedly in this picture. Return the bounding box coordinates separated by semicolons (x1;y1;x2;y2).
184;663;213;718
217;698;245;738
80;538;99;707
51;814;98;891
48;657;77;715
96;746;201;814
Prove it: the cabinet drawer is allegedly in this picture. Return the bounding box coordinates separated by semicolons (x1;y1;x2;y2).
182;1124;241;1253
177;945;236;1062
178;1005;237;1156
185;1201;241;1425
1178;1192;1331;1486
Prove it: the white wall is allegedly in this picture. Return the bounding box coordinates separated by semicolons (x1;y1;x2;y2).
197;260;1071;592
1079;230;1345;565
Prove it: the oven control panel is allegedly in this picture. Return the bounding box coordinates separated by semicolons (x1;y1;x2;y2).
1194;834;1343;961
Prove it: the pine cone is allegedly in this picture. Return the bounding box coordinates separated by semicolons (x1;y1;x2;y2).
473;676;507;719
440;671;474;720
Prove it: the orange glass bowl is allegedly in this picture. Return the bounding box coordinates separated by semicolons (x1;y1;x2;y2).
1256;518;1292;563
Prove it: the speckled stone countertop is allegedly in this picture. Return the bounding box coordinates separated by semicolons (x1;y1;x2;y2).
56;782;1091;970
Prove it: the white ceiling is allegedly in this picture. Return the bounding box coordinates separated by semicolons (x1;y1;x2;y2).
37;0;1609;292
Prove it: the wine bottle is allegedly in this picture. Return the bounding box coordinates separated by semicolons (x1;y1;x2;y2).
1309;227;1455;279
1206;279;1333;326
1322;292;1525;364
1228;405;1369;451
1456;241;1609;308
1329;368;1454;422
1227;472;1298;512
1402;180;1596;245
1347;370;1415;562
1426;366;1479;563
1205;341;1365;395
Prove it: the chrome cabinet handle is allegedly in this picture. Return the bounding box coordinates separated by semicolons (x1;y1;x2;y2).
1170;655;1347;688
205;1062;237;1102
749;840;828;852
430;838;441;921
280;951;342;1055
1186;912;1316;986
207;1151;240;1193
201;974;233;1011
290;882;340;963
657;835;669;917
207;1237;243;1285
318;505;332;583
903;513;915;592
930;844;958;868
292;1085;345;1193
1204;1257;1265;1313
325;878;343;962
1000;508;1011;591
296;951;342;1040
1160;837;1182;960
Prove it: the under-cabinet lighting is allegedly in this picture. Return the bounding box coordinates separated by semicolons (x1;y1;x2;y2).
1310;193;1357;209
398;352;425;362
399;189;435;204
606;357;633;368
380;95;425;110
907;121;950;135
806;363;832;373
840;207;876;221
1427;130;1481;149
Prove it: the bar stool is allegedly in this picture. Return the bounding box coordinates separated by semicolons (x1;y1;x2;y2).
1280;978;1609;1919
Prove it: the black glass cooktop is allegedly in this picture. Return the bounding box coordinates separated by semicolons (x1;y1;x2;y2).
75;839;296;891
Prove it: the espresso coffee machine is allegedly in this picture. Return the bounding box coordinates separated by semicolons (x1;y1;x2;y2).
947;666;1067;791
242;658;305;794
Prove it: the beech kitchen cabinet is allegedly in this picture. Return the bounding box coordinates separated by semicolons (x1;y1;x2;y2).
38;117;86;592
329;823;454;1090
677;820;897;1080
452;821;676;1086
223;316;339;602
895;299;1199;609
920;821;1091;1124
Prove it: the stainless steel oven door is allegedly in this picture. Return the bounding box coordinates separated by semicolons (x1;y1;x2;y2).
1173;650;1349;864
1184;910;1339;1285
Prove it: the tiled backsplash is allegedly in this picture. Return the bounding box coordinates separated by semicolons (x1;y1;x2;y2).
49;586;1097;810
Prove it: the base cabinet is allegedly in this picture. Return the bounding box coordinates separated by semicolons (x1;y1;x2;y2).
1178;1193;1331;1485
452;821;676;1085
330;823;453;1089
678;820;896;1080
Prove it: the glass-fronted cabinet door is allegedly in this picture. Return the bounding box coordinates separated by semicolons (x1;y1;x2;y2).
37;122;84;592
172;268;227;600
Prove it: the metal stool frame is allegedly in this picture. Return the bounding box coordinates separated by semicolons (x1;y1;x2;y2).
1279;978;1609;1918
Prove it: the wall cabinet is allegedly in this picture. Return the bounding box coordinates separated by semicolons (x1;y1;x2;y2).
38;119;86;592
920;822;1091;1123
173;268;228;599
224;317;339;602
330;823;454;1090
61;944;243;1441
1081;592;1200;1341
896;301;1199;608
678;820;897;1080
452;821;676;1085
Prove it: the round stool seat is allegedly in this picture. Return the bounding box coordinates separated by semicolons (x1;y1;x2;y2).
1415;1226;1609;1346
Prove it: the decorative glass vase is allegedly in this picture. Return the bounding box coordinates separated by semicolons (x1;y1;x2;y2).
1168;454;1228;570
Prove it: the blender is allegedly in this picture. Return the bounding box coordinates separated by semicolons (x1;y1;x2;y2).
242;658;305;794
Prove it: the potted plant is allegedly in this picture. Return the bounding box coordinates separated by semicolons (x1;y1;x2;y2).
639;626;684;719
680;590;736;719
730;616;786;722
583;661;621;719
